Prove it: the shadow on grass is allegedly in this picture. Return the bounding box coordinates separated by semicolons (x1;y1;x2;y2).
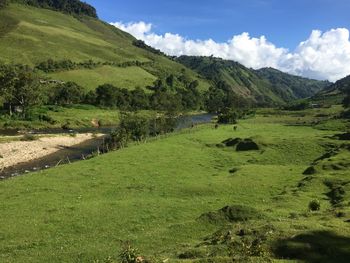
273;231;350;263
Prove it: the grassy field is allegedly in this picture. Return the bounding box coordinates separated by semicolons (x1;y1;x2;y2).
0;4;211;92
48;66;158;91
0;107;349;262
0;105;120;129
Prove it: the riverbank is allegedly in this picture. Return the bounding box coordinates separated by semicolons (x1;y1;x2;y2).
0;113;215;179
1;108;349;262
0;133;103;171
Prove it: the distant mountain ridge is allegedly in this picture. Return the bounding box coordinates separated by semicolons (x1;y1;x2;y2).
311;74;350;105
176;56;329;104
255;67;330;99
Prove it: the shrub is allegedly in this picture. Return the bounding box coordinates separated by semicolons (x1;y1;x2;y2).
119;244;141;263
20;134;38;141
51;82;85;105
61;122;71;130
69;132;77;138
308;199;321;211
0;0;8;9
283;101;310;111
38;114;56;124
200;205;262;224
240;237;270;258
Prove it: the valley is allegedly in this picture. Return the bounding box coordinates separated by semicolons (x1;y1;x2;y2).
1;106;350;262
0;0;350;262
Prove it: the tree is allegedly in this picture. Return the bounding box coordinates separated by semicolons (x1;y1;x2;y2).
166;74;174;87
84;90;97;105
0;0;8;9
150;90;182;113
0;64;16;115
205;86;226;113
96;84;118;107
96;84;131;110
343;88;350;108
16;0;98;18
130;87;149;110
52;82;85;105
0;64;43;118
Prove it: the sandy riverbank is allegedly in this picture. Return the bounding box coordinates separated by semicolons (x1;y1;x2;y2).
0;133;102;170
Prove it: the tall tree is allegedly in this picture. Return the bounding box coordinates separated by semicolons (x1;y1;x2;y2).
52;82;85;105
343;88;350;108
0;65;43;118
0;0;8;9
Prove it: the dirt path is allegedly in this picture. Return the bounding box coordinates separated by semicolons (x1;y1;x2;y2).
0;133;101;170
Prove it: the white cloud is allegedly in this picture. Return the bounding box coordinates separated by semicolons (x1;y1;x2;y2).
110;21;350;82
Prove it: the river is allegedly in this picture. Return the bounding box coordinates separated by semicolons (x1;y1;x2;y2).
0;113;214;179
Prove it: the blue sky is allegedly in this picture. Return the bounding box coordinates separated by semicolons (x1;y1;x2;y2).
85;0;350;49
84;0;350;81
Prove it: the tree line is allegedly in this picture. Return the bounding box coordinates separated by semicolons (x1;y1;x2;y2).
50;78;203;113
132;40;166;56
10;0;97;18
105;113;177;150
36;59;153;73
0;62;252;121
0;0;8;8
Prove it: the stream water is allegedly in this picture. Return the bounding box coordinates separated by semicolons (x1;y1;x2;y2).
0;113;214;179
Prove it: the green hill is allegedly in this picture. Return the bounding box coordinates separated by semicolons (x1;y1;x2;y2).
255;67;330;99
311;75;350;105
0;2;210;91
0;1;331;106
177;56;329;104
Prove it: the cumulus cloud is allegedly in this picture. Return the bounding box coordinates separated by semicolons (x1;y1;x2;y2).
110;21;350;81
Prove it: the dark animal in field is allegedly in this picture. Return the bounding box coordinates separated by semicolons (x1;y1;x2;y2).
215;124;219;129
233;126;237;131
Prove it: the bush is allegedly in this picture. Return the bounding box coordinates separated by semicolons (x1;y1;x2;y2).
38;114;56;124
51;82;85;105
283;101;310;111
20;134;38;141
218;111;238;124
0;0;8;9
308;200;321;211
119;244;141;263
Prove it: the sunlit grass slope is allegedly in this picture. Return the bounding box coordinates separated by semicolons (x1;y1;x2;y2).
1;108;349;262
0;4;210;90
48;66;158;91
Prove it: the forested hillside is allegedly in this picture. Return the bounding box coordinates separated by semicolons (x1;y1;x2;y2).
177;56;329;104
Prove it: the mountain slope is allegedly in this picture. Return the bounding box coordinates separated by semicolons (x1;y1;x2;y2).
312;75;350;105
177;56;329;104
255;67;330;99
0;3;210;91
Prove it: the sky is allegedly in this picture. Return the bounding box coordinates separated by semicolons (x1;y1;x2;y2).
85;0;350;82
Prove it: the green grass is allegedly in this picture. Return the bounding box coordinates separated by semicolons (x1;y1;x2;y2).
48;66;158;91
0;105;160;129
0;4;211;92
0;105;120;129
0;4;142;65
1;108;349;262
